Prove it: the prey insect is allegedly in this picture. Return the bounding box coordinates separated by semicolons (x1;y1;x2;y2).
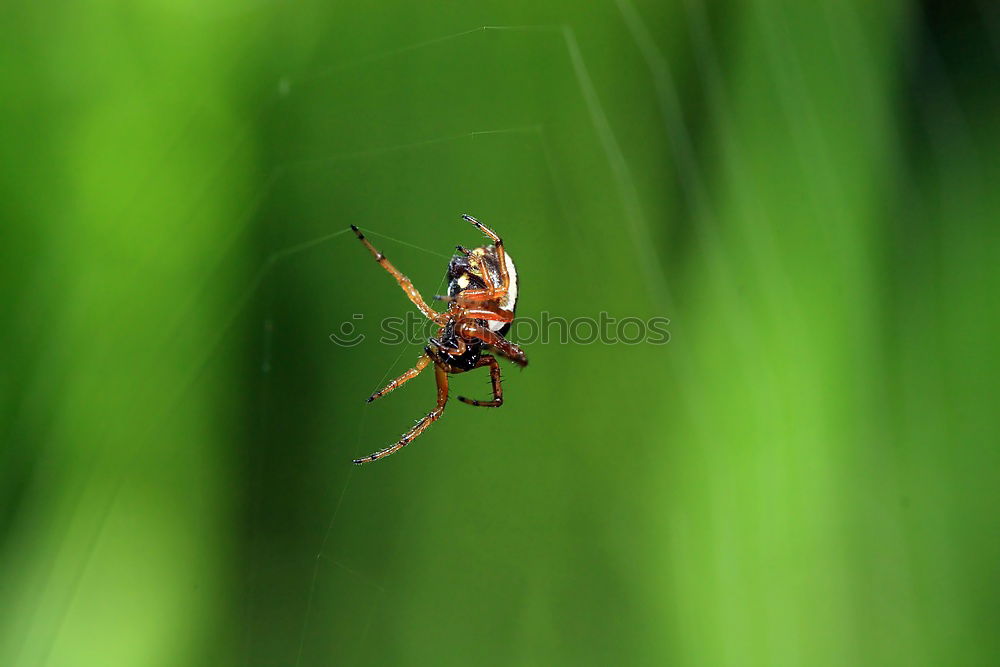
350;214;527;464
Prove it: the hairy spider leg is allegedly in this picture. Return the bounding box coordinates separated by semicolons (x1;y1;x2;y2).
459;308;515;325
453;214;511;304
458;322;528;367
366;354;431;403
350;225;445;323
433;214;513;307
353;365;450;464
457;355;504;407
461;213;505;273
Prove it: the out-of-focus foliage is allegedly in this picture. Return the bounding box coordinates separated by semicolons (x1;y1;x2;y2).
1;1;997;665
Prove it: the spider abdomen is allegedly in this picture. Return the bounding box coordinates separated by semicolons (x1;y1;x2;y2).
445;245;518;335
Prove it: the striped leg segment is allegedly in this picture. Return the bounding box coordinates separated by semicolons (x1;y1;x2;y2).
366;354;431;403
351;225;443;323
353;365;450;464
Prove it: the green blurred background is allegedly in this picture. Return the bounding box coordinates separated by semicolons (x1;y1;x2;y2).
2;1;998;665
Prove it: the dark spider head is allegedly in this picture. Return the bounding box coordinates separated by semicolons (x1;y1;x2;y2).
425;318;482;372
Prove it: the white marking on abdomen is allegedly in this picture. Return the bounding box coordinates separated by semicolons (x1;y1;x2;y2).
489;251;518;332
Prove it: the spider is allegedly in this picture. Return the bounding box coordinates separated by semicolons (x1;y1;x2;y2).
349;214;528;464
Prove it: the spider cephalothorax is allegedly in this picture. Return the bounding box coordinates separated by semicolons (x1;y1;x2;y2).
350;214;527;464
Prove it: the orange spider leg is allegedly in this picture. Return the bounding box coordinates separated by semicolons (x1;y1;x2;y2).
459;308;515;325
451;288;506;307
432;215;512;306
434;262;509;306
351;225;445;323
457;322;528;367
457;355;503;407
366;354;431;403
434;291;507;306
461;214;508;288
353;365;449;464
458;214;510;302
